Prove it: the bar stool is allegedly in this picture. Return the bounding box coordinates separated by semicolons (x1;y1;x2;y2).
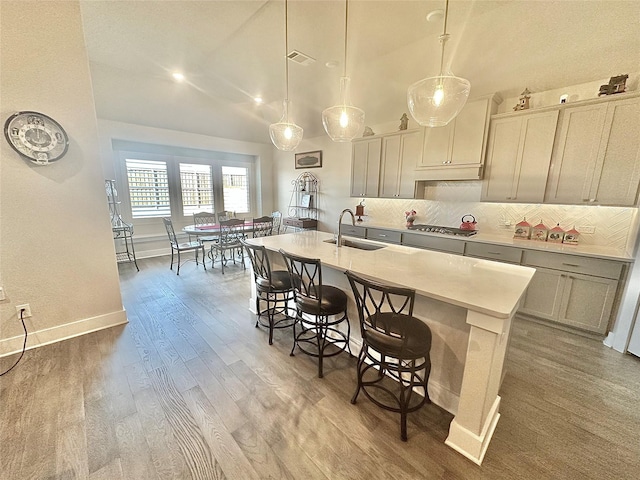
279;249;351;378
241;239;295;345
345;270;432;441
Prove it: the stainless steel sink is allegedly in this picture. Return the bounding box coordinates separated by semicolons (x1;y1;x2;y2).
323;238;386;251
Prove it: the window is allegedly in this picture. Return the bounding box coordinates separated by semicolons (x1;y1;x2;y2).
180;163;214;216
125;159;170;218
222;166;249;214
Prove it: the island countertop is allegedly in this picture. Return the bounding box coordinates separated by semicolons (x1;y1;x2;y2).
249;231;535;319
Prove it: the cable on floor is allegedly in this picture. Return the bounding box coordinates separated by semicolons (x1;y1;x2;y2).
0;308;28;376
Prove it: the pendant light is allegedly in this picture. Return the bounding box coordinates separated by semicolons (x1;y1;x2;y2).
321;0;364;142
269;0;303;151
407;0;470;127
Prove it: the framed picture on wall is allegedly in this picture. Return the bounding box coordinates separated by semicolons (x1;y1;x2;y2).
295;150;322;169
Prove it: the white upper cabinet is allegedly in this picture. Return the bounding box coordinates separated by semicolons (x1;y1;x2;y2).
350;137;381;197
380;129;423;198
482;110;559;202
415;95;499;181
545;93;640;206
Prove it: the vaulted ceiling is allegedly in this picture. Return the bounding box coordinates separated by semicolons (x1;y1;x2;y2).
80;0;640;144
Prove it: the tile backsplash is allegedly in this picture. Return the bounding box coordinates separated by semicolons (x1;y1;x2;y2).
359;182;638;251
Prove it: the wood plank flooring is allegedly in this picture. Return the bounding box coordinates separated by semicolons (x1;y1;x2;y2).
1;255;640;479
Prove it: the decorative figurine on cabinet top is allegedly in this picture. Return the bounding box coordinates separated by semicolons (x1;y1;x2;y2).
514;218;532;239
513;88;531;111
598;74;628;96
399;113;409;130
548;223;565;243
362;126;375;137
563;227;580;245
531;220;549;241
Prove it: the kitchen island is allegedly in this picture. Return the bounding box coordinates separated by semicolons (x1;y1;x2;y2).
246;231;535;465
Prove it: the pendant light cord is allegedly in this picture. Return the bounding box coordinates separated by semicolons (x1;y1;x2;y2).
343;0;349;77
284;0;290;106
438;0;450;75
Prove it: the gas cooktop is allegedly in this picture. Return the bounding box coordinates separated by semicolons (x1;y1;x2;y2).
407;224;478;237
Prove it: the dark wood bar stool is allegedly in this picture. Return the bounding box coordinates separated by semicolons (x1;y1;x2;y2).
241;239;294;345
279;249;351;378
345;270;432;441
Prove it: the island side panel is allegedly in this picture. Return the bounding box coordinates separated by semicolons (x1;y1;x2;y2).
445;308;515;465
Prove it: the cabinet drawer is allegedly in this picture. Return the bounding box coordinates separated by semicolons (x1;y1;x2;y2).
464;242;523;264
366;228;402;244
522;250;623;279
340;225;366;238
402;233;465;254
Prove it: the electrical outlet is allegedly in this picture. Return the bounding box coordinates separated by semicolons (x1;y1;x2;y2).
16;304;31;318
578;225;596;234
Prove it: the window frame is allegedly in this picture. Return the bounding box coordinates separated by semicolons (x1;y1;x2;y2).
116;150;256;232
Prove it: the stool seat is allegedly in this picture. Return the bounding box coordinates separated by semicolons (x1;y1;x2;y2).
297;285;348;316
363;312;431;358
256;270;292;292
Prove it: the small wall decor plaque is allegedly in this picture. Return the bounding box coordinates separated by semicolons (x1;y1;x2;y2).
295;150;322;169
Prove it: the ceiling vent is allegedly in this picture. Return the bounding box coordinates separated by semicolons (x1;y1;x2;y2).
287;50;316;66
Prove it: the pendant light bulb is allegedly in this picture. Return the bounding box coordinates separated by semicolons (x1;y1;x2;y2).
407;0;470;127
269;0;303;151
322;0;365;142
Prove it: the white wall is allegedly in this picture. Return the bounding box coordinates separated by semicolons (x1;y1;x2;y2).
0;1;126;356
97;120;275;257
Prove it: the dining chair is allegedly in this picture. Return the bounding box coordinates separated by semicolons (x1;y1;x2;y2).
345;270;432;441
252;215;274;238
279;249;351;378
216;210;236;223
192;211;218;245
271;211;282;235
162;218;206;275
211;218;246;274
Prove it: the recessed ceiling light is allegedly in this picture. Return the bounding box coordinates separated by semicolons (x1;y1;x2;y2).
254;96;263;104
325;60;339;69
172;72;185;82
426;9;444;23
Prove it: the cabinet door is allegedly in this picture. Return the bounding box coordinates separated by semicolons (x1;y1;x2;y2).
482;116;522;201
558;272;617;334
351;138;381;197
545;103;608;204
380;135;402;197
511;110;559;202
590;96;640;205
519;267;564;321
398;130;422;198
419;123;452;168
450;97;489;166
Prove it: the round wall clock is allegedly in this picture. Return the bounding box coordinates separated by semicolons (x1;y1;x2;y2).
4;111;69;165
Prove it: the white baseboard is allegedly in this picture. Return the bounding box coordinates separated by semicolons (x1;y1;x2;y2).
0;309;128;357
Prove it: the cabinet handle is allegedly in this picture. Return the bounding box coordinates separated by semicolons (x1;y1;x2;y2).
487;252;502;255
506;197;512;200
378;234;387;237
562;262;581;267
442;160;447;164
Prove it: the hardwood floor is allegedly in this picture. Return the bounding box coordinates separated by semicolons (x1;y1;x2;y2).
1;255;639;479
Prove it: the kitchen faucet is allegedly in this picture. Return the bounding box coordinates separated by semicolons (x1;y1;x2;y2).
337;208;355;247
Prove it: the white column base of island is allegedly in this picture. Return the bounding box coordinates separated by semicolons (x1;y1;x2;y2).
247;231;534;465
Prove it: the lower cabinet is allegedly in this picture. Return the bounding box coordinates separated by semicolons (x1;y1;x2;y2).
519;252;622;334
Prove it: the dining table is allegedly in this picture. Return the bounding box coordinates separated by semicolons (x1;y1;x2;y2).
182;220;255;238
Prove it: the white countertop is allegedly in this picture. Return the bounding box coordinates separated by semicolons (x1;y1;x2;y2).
355;221;633;262
249;231;535;319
